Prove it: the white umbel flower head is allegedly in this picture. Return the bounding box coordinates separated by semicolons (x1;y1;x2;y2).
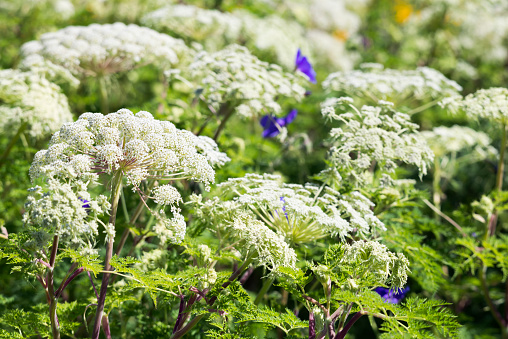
30;109;226;190
323;63;462;104
321;98;434;186
440;87;508;124
216;173;384;243
0;69;72;138
20;22;190;80
190;45;306;119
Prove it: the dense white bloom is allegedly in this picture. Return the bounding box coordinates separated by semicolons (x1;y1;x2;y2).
321;98;434;186
152;184;182;206
440;88;508;124
154;210;186;245
30;109;225;189
20;22;190;81
0;69;72;138
226;213;296;270
190;45;305;118
323;63;462;104
215;173;384;243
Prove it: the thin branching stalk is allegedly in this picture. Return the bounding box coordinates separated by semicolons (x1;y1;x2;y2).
47;235;60;339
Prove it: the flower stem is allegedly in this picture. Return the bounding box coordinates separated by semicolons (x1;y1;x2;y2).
254;276;275;305
92;172;123;339
213;104;234;141
99;76;109;115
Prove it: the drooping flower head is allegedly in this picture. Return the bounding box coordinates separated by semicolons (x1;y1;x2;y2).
0;69;72;138
295;48;317;84
374;287;410;304
260;109;297;138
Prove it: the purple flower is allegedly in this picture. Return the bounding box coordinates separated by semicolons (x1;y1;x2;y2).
260;109;297;138
295;49;317;84
374;287;410;304
79;197;90;210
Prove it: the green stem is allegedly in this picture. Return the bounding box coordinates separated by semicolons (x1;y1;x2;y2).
0;122;27;169
432;157;442;221
99;76;109;114
479;266;506;333
92;172;123;339
487;124;507;237
254;276;275;306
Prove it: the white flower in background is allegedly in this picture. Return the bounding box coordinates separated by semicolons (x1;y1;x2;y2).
323;63;462;104
142;4;310;69
214;173;385;243
0;69;72;138
141;4;242;51
306;29;357;71
28;109;229;245
20;22;190;82
440;87;508;124
190;45;305;119
421;125;498;159
321;98;434;186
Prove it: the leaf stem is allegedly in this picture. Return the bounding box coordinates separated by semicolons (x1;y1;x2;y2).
254;276;275;305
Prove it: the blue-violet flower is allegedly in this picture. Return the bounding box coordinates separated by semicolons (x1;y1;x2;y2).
260;109;297;138
295;49;317;84
374;287;410;304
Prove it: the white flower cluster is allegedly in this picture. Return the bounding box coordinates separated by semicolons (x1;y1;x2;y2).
227;213;296;271
217;173;385;243
0;69;72;138
142;4;310;69
321;98;434;185
340;240;410;289
23;179;110;250
398;0;508;74
20;22;190;81
141;4;242;51
30;109;224;188
421;125;497;159
323;63;462;103
440;88;508;124
29;109;228;244
189;45;306;118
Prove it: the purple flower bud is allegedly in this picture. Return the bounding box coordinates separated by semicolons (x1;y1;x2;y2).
260;109;298;138
295;49;317;84
374;287;409;304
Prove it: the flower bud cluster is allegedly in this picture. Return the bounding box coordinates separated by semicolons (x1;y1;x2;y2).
339;240;410;289
0;69;72;138
227;213;296;271
21;22;190;80
323;63;462;103
321;98;434;186
189;45;306;118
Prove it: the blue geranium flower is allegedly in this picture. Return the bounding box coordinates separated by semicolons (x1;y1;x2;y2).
79;197;90;210
295;49;317;84
260;109;297;138
374;287;410;304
